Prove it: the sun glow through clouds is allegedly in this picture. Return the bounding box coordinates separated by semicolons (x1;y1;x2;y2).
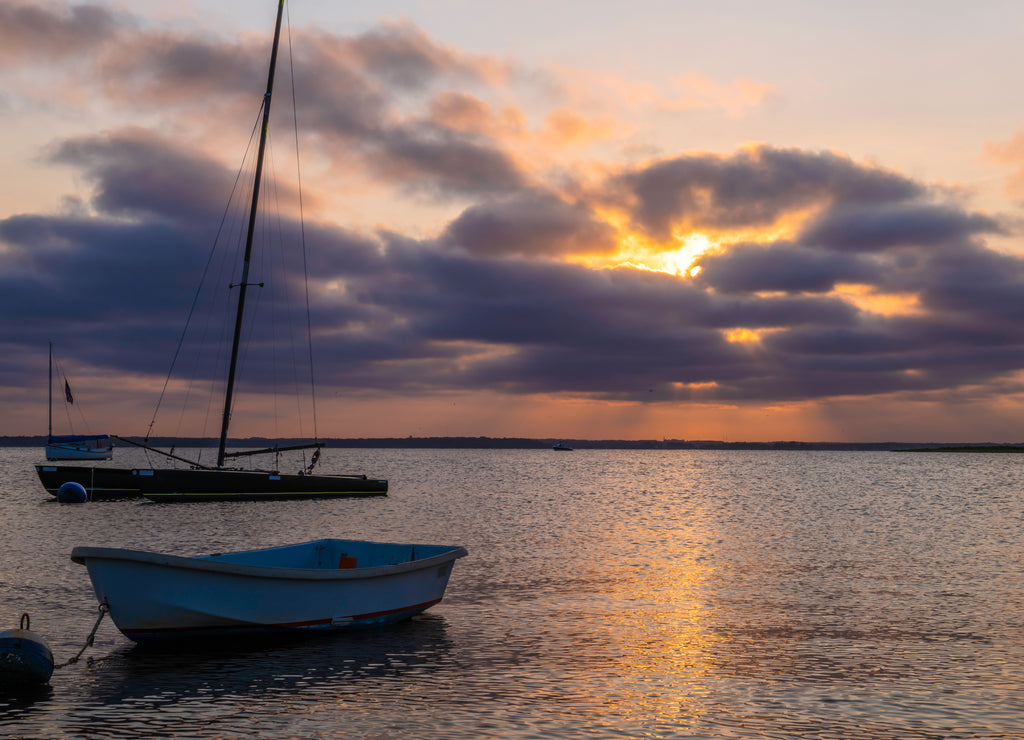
833;284;923;316
663;232;713;275
726;328;761;343
575;229;717;277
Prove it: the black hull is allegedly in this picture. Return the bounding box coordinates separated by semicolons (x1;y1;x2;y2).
138;468;387;502
35;465;142;500
35;465;388;502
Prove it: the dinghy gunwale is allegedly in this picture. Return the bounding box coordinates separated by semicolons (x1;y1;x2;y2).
71;538;468;582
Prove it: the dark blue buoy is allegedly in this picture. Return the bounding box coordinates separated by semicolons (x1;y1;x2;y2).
56;481;88;503
0;614;54;687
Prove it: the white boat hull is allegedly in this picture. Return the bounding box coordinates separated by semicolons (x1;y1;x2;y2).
71;539;467;642
46;442;113;461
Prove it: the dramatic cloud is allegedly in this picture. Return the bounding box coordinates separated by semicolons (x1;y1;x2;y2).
6;103;1024;412
9;9;527;201
607;146;925;239
3;3;1024;439
47;128;241;223
442;189;617;258
695;241;881;294
799;203;1002;253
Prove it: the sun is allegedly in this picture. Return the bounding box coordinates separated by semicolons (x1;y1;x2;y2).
660;232;713;276
567;220;718;277
601;231;715;276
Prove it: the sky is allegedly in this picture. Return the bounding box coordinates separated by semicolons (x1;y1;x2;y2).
3;0;1024;443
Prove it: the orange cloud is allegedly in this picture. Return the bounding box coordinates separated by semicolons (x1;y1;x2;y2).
984;128;1024;201
832;284;923;317
549;66;775;119
540;108;619;147
426;91;527;138
662;73;777;117
550;66;660;109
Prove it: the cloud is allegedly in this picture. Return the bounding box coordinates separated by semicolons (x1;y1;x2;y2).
695;241;881;294
5;4;1024;427
799;203;1003;252
17;10;527;200
97;32;268;109
661;73;777;117
548;66;775;120
5;127;1024;412
539;108;620;148
426;92;526;137
441;189;617;258
0;1;126;65
606;145;925;239
345;20;511;90
47;127;243;223
0;210;213;378
984;127;1024;202
369;122;527;197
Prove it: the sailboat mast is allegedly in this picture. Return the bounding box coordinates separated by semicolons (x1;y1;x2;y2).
217;0;286;469
48;341;53;439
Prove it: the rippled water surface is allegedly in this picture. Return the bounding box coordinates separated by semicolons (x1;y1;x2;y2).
1;447;1022;738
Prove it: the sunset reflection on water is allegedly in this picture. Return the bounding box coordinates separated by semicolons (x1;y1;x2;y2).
2;447;1023;738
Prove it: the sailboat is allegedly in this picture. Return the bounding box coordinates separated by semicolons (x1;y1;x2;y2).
36;1;387;503
45;342;113;461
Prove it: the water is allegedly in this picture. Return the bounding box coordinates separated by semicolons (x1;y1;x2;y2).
1;447;1022;738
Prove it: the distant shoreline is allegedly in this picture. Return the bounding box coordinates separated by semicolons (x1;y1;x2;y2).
7;435;1024;452
891;445;1024;453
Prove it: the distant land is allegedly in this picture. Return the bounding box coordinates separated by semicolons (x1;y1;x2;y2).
6;435;1024;452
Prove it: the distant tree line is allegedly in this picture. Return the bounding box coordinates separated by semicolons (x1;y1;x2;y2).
6;435;1021;451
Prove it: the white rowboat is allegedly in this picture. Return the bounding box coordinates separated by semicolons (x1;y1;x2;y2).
71;539;467;643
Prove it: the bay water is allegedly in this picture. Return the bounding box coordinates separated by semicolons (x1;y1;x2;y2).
1;446;1022;738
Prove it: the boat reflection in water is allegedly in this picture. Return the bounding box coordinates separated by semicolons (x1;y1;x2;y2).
83;615;456;705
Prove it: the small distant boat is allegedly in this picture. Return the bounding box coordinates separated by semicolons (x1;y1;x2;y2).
552;442;573;451
45;342;113;461
72;538;467;643
46;434;113;461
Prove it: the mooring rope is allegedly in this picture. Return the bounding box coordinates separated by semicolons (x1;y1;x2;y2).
54;601;109;670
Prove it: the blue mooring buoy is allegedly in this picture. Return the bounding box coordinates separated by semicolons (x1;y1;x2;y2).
56;481;88;503
0;614;55;687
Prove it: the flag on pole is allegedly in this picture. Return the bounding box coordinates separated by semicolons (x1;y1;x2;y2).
64;379;74;404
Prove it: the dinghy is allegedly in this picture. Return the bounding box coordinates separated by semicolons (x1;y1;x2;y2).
71;539;467;643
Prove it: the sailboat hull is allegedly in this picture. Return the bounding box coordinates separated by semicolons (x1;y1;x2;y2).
138;468;388;502
35;465;142;500
35;465;387;502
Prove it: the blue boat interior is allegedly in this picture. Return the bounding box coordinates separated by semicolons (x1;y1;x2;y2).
201;539;458;570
